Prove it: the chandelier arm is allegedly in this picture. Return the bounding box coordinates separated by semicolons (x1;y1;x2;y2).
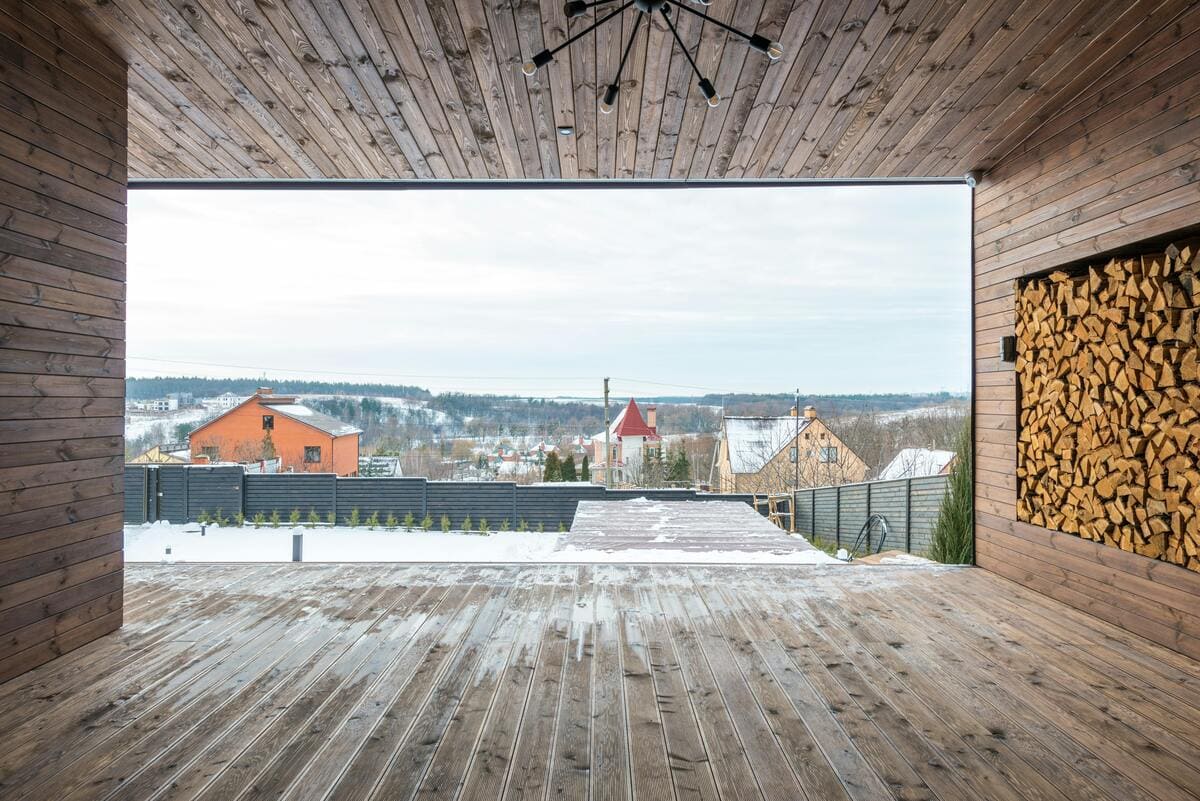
663;0;754;42
549;0;634;57
612;12;644;85
659;6;703;82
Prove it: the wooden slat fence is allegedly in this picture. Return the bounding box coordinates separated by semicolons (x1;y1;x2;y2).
794;475;950;554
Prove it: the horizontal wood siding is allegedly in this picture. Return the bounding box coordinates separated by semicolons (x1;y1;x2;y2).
973;12;1200;657
0;0;126;683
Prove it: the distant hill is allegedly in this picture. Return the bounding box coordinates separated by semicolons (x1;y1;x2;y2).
126;376;432;401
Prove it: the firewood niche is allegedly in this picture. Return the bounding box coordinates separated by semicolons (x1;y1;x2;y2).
1016;242;1200;572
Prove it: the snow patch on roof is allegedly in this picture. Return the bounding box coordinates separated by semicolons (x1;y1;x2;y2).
266;403;313;416
877;448;956;481
724;416;812;474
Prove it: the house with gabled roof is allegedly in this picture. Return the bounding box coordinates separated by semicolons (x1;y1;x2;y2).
188;388;361;475
589;398;662;484
713;405;867;494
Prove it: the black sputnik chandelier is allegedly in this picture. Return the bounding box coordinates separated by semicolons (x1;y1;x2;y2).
522;0;783;113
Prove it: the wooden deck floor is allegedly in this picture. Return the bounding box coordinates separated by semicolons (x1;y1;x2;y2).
2;564;1199;801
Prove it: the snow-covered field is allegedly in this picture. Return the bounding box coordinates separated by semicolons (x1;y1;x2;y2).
125;407;213;440
124;522;840;564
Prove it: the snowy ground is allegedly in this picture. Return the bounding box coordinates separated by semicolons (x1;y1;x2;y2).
125;407;213;440
124;521;840;564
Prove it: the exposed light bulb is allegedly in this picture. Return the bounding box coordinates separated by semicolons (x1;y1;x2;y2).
698;78;719;109
706;92;721;108
767;41;783;60
522;61;537;77
601;84;619;114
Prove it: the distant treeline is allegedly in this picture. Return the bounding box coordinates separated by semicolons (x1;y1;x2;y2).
126;376;432;400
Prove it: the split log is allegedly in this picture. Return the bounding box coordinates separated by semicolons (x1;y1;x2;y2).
1016;241;1200;572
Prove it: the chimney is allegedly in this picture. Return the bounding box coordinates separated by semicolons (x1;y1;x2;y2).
257;387;273;395
790;405;798;417
803;405;817;420
646;405;657;431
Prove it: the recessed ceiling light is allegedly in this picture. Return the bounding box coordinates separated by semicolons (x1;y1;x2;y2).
557;125;574;136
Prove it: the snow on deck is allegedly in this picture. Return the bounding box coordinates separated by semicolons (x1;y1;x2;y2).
561;499;836;562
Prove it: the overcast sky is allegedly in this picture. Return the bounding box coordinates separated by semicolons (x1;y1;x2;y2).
128;185;971;397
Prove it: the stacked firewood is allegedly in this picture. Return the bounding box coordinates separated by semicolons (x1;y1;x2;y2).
1016;243;1200;571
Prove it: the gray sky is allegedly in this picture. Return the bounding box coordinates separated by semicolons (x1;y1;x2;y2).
128;185;971;397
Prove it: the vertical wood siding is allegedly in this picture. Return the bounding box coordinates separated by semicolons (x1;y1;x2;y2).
973;11;1200;659
0;1;126;683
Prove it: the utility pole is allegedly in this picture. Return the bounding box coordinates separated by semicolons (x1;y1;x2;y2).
603;377;612;489
794;387;801;492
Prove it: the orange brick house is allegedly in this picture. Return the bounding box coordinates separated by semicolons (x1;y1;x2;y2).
189;389;361;475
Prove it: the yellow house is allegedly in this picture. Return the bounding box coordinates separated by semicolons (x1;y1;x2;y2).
713;406;867;494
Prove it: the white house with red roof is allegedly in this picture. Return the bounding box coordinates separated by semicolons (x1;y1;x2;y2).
588;398;662;484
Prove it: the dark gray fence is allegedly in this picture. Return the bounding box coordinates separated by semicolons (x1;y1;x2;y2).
793;475;949;554
123;465;761;530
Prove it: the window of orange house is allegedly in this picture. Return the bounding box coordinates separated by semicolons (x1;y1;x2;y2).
304;446;321;463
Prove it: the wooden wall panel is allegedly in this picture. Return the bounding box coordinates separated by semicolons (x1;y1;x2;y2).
0;0;125;684
974;11;1200;657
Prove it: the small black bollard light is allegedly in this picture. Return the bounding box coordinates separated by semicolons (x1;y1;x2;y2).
292;532;303;562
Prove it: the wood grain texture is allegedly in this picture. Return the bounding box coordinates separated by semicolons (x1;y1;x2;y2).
0;0;125;683
973;3;1200;659
56;0;1187;181
1;562;1198;799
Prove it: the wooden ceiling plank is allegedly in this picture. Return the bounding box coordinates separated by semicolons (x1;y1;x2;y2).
914;0;1145;177
448;0;524;178
650;0;702;178
800;0;949;179
125;70;260;179
117;0;320;177
124;149;162;179
687;0;769;178
215;0;388;179
308;0;452;178
512;0;560;178
280;0;424;177
779;0;934;179
668;0;736;179
542;0;579;178
76;0;291;177
956;0;1195;176
126;115;215;179
248;0;407;178
823;0;998;178
614;7;649;178
735;0;854;178
989;0;1200;171
419;0;511;178
975;61;1200;213
813;0;966;178
723;0;824;179
156;0;347;178
758;0;883;178
850;0;1021;177
0;10;124;107
634;7;671;178
567;3;598;178
874;0;1083;177
363;0;486;177
487;0;549;178
593;0;619;178
707;0;793;178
